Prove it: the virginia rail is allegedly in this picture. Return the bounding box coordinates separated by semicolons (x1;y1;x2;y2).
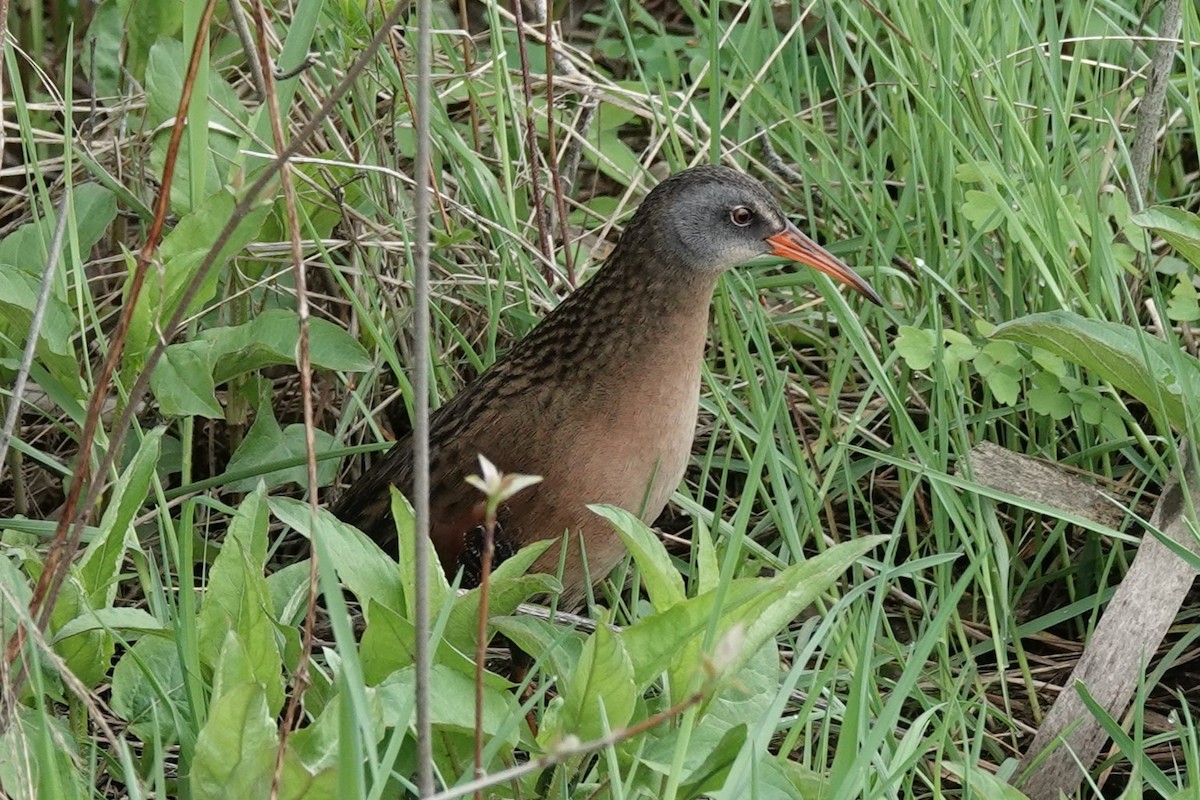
333;164;881;605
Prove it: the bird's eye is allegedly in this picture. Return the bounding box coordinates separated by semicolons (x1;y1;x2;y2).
730;206;754;227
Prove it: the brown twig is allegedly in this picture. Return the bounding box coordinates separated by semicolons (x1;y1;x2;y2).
540;16;576;285
511;0;555;281
455;0;481;150
4;0;222;694
431;684;710;800
244;2;323;796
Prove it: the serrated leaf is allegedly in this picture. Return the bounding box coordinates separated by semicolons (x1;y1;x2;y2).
894;326;936;371
991;310;1200;431
962;190;1003;232
1167;277;1200;323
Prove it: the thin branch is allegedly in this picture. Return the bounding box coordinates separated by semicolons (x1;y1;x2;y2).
428;686;709;800
1128;0;1183;211
243;1;323;796
413;0;436;791
473;512;496;798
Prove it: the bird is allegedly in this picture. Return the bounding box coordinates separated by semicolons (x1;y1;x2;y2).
332;164;881;607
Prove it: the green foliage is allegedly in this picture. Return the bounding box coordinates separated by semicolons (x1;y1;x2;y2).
9;0;1200;796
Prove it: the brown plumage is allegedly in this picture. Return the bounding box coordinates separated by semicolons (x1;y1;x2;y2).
332;165;880;606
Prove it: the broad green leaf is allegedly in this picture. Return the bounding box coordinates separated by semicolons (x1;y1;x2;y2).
360;600;418;683
195;488;283;714
991;310;1200;431
590;504;685;612
126;190;269;373
376;664;521;749
0;183;116;273
984;364;1021;406
442;539;558;654
360;599;509;688
1167;277;1200;323
1132;206;1200;269
191;682;277;800
150;341;221;418
207;310;373;384
677;723;748;799
624;536;886;692
50;570;113;689
941;763;1030;799
224;404;337;491
894;326;936;371
391;488;452;619
0;269;78;383
694;517;719;596
269;498;403;618
0;708;87;800
715;756;828;800
110;636;186;743
80;428;162;605
145;38;246;211
953;161;1003;184
490;615;586;682
50;424;159;690
51;607;166;643
1027;373;1072;420
646;639;780;795
961;189;1003;232
151;310;371;417
558;624;636;740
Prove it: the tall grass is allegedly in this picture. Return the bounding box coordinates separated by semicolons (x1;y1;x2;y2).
0;0;1197;797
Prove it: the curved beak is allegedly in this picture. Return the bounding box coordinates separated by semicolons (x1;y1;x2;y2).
766;221;882;306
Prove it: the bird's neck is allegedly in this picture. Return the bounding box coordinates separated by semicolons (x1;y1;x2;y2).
503;257;720;384
566;257;720;353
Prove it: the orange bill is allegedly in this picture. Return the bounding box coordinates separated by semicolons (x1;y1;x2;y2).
766;221;882;306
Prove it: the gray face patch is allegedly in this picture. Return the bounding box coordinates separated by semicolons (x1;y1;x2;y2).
601;164;802;279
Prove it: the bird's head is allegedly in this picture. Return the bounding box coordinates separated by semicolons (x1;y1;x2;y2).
625;164;882;304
